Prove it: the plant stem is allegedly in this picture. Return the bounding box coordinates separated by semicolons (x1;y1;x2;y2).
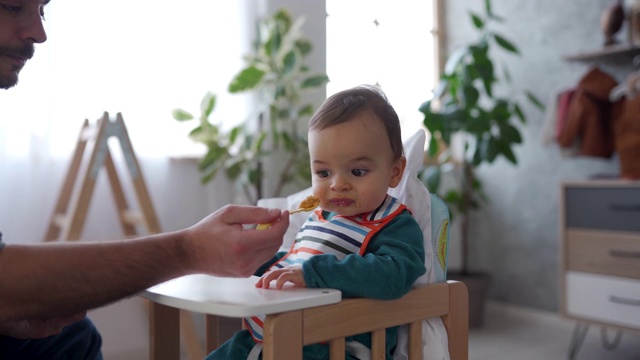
461;159;473;275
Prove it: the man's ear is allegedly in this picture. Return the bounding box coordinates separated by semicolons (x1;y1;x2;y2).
388;156;406;188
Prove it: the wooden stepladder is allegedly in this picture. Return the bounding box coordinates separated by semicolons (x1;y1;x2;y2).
44;112;205;360
44;111;160;241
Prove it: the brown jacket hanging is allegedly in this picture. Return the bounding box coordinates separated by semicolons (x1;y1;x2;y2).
614;94;640;178
557;67;620;158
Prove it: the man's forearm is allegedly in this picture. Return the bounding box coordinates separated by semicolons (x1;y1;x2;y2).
0;231;190;321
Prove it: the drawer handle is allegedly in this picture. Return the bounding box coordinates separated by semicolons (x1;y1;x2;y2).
609;295;640;306
608;249;640;259
609;204;640;212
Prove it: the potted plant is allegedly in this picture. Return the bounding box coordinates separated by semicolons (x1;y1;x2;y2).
419;0;543;327
172;9;328;204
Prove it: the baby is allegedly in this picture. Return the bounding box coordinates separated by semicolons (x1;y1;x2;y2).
207;85;426;360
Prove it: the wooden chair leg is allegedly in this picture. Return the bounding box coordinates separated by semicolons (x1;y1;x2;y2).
205;314;221;354
148;302;180;360
263;311;303;360
443;281;469;360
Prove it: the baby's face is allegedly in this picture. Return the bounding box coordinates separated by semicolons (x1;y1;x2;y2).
308;112;405;217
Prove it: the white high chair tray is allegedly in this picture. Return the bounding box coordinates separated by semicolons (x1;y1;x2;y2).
141;274;342;317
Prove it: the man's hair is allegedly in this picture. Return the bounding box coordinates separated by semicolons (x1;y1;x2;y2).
308;85;403;160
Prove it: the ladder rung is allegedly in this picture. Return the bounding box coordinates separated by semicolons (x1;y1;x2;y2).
53;214;70;229
122;210;146;226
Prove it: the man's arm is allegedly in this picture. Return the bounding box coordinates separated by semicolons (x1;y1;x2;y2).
0;205;289;322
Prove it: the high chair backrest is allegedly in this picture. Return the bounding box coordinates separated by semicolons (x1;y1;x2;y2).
257;129;454;359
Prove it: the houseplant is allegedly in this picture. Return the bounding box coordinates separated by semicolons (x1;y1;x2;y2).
173;9;328;204
419;0;543;327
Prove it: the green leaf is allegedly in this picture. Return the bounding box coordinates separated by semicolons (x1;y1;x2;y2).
466;116;491;134
500;143;517;164
172;109;194;121
199;147;227;172
514;103;526;123
461;85;480;108
432;80;449;99
254;132;267;152
470;12;484;29
282;50;297;76
493;34;519;54
301;75;330;88
188;126;202;137
298;104;314;116
229;126;242;144
486;136;499;162
228;66;266;93
418;100;432;114
199;92;217;118
427;135;440;158
500;124;522;144
526;91;545;111
201;166;221;184
444;47;469;75
274;9;292;28
484;0;492;18
225;160;244;180
296;40;312;56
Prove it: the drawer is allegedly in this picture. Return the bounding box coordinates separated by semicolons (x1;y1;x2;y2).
566;271;640;329
566;230;640;279
565;186;640;232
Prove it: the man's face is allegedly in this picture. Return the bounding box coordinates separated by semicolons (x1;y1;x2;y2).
0;0;48;89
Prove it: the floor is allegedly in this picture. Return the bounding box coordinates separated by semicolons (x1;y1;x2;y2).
112;301;640;359
471;302;640;360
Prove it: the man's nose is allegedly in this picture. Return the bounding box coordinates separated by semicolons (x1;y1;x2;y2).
21;12;47;44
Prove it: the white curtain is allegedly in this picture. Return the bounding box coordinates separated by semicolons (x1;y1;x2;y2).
1;0;254;160
0;1;255;244
326;0;435;140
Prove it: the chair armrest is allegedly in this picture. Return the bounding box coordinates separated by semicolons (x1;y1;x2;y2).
262;280;468;360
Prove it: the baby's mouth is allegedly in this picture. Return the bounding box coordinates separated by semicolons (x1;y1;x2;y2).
330;198;355;207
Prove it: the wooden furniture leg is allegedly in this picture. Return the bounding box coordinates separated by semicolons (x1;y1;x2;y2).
149;302;180;360
444;281;469;360
263;310;303;360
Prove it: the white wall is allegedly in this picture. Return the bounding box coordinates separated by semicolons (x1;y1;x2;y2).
444;0;633;311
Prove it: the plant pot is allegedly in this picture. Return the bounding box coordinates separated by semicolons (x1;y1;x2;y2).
447;271;490;328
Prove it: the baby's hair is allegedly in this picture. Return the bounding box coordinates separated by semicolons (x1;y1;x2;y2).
308;85;403;160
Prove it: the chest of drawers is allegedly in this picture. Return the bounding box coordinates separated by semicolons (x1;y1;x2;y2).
560;181;640;331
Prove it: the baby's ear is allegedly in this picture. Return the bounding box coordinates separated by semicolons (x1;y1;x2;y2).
388;156;406;188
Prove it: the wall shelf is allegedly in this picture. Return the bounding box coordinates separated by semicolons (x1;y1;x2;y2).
564;44;640;62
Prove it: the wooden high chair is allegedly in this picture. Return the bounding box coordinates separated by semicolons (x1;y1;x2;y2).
142;193;468;360
141;129;468;359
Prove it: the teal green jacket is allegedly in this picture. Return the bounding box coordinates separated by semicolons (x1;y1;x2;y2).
255;210;426;359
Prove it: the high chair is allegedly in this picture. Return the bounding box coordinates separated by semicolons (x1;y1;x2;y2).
141;130;468;359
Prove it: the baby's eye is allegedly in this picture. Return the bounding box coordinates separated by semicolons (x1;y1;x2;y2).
351;169;368;177
316;170;330;178
40;6;46;20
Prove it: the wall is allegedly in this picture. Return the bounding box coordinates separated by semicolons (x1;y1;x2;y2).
444;0;634;311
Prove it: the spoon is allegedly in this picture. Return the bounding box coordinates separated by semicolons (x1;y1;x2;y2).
256;194;320;230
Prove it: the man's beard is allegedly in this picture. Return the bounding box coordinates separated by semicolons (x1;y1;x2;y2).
0;44;35;89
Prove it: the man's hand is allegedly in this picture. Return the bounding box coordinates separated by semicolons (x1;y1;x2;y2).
185;205;289;278
0;313;86;339
255;264;306;289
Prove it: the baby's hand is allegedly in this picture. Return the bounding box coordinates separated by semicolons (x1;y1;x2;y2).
255;265;306;289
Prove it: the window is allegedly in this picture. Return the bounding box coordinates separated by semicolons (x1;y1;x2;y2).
326;0;437;140
0;1;252;159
